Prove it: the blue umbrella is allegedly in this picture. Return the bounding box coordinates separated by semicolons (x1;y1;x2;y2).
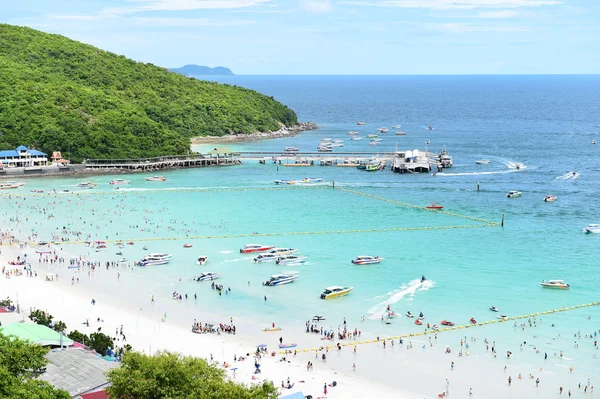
230;367;238;371
257;344;267;348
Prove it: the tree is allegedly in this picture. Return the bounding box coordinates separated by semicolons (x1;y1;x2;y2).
87;332;114;356
29;310;53;327
67;330;87;345
0;297;12;307
107;351;278;399
52;321;67;334
0;333;70;398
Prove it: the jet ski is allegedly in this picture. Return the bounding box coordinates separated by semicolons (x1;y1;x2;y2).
497;314;508;320
313;315;326;321
406;311;414;318
441;320;455;326
490;306;499;312
470;317;477;324
418;311;424;319
415;319;422;325
421;275;426;282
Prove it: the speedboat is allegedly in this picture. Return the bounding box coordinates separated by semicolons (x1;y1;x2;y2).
370;137;382;142
544;195;557;202
137;257;170;266
395;131;407;136
146;253;173;260
317;146;333;152
268;248;299;256
30;189;44;193
146;176;166;182
406;311;414;318
320;286;353;300
377;128;389;133
369;141;381;146
274;179;294;185
4;181;25;187
347;131;359;135
195;272;220;282
440;320;455;326
497;315;508;320
197;256;208;265
183;244;193;248
583;224;600;234
312;315;326;321
357;121;366;125
110;179;130;185
366;134;378;138
240;244;274;253
438;146;453;168
253;254;279;263
490;306;499;312
351;256;383;265
77;182;96;188
507;190;522;198
351;136;362;140
301;177;324;183
540;280;569;289
264;274;299;286
475;159;492;165
425;202;444;210
392;125;401;129
0;183;19;190
275;255;307;265
284;147;299;152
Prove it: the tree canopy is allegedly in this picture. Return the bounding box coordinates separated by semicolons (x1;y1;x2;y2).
0;332;70;398
107;351;278;399
0;24;298;162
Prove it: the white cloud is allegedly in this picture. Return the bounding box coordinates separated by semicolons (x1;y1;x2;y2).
337;0;561;10
98;0;274;16
131;17;256;26
300;0;333;13
424;22;528;32
477;10;518;17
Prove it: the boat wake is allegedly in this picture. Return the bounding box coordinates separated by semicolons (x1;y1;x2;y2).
218;250;233;254
435;170;521;177
366;279;434;320
555;171;580;180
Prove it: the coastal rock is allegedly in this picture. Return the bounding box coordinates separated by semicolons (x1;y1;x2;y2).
190;122;318;144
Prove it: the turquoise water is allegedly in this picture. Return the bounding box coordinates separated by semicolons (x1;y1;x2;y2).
2;75;599;393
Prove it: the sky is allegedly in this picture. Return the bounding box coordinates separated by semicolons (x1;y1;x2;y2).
2;0;599;74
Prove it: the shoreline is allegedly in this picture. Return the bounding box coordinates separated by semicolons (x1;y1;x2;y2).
190;121;318;144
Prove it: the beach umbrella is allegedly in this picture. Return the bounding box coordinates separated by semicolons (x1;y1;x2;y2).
230;367;238;371
257;344;267;348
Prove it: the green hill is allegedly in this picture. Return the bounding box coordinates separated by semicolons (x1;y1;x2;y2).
0;24;297;162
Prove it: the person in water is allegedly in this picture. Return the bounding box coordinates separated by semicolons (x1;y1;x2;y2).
421;275;426;282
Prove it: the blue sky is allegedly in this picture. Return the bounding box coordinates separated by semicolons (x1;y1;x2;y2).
2;0;599;74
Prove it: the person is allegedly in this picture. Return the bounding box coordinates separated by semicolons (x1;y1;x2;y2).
324;383;327;395
536;377;539;387
508;376;512;385
421;275;426;282
451;361;454;370
91;299;96;305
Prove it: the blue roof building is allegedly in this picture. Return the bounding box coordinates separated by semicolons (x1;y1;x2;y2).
0;145;48;168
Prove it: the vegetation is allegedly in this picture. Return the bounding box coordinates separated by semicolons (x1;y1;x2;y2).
107;351;278;399
0;332;70;398
0;297;13;307
0;24;298;162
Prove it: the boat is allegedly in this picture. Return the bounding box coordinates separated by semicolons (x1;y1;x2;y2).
274;179;295;185
540;280;569;289
370;138;382;142
146;176;166;182
369;141;381;146
498;315;508;319
392;125;401;129
136;253;173;267
240;244;274;254
425;202;444;210
278;343;297;349
365;163;380;170
4;181;25;187
507;190;522;198
284;147;299;152
470;318;477;324
77;182;96;188
440;320;455;326
109;179;130;185
275;255;307;265
264;274;299;286
406;311;414;318
490;306;499;312
312;315;326;321
395;131;407;136
262;326;282;332
197;256;208;265
30;189;44;193
301;177;324;183
583;224;600;234
253;254;280;263
475;159;492;165
351;137;362;141
366;134;378;138
351;255;383;265
268;248;299;256
415;319;422;325
0;183;19;190
317;146;333;152
357;121;366;125
146;253;173;259
183;244;193;248
428;125;434;131
438;146;453;168
347;131;359;135
320;286;353;300
544;195;557;202
377;128;389;133
194;272;220;282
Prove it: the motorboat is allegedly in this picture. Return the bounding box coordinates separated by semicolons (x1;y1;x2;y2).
351;136;362;141
544;195;557;202
0;183;20;190
415;319;422;325
395;131;407;136
110;179;130;185
540;280;569;289
366;134;378;138
262;326;282;332
268;248;299;256
301;177;324;183
475;159;492;165
274;179;295;185
377;128;389;133
146;253;173;260
351;255;383;265
275;255;307;265
183;243;193;248
425;202;444;210
497;315;508;320
146;176;166;182
240;244;274;254
357;121;366;125
278;343;297;349
253;254;279;263
438;146;453;168
406;311;414;318
440;320;455;326
264;274;299;286
428;125;434;131
30;189;44;193
137;257;170;266
490;306;499;312
4;181;25;187
77;182;96;188
370;138;382;142
320;286;353;300
470;318;477;324
195;272;220;282
392;125;401;129
507;190;522;198
197;256;208;265
312;315;326;321
365;164;380;171
347;131;359;135
369;141;381;146
284;147;299;152
583;224;600;234
317;146;333;152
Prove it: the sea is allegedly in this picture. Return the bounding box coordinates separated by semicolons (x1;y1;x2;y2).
2;75;599;395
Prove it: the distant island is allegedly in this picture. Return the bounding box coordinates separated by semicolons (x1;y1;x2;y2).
169;65;234;76
0;25;297;162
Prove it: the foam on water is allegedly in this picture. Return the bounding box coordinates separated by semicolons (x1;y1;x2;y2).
366;279;435;320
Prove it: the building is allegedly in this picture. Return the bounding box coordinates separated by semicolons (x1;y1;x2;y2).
0;322;74;347
0;145;48;168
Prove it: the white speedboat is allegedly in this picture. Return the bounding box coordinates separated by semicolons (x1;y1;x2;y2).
197;256;208;265
300;177;324;183
137;257;171;267
146;176;166;182
392;125;401;129
4;181;25;187
475;159;492;165
146;253;173;260
438;146;453;168
351;136;363;141
583;224;600;234
406;311;414;318
253;254;279;263
284;147;299;152
366;134;378;138
347;131;359;135
77;182;96;188
320;286;353;300
264;274;299;286
110;179;130;185
276;255;307;265
540;280;569;289
497;315;508;320
370;138;382;142
195;272;220;282
274;179;295;185
269;248;299;256
0;183;20;190
369;141;381;146
544;195;557;202
377;128;389;133
395;131;407;136
351;255;383;265
490;306;499;312
357;121;366;125
240;244;274;253
507;190;522;198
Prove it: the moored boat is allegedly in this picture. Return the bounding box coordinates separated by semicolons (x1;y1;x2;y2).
583;224;600;234
440;320;455;326
275;255;307;265
425;202;444;210
284;147;299;152
264;274;299;286
357;121;366;125
194;272;220;282
197;256;208;265
475;159;492;165
240;244;275;253
507;190;522;198
395;131;407;136
146;176;166;182
320;286;353;299
77;182;96;188
351;136;362;140
351;255;383;265
110;179;130;185
365;163;380;170
544;195;557;202
274;179;295;185
300;177;324;183
540;280;569;289
347;131;359;135
0;183;20;190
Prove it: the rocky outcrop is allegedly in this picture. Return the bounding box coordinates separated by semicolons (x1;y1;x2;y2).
190;122;318;144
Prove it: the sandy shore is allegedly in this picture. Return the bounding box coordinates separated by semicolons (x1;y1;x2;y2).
190;122;318;144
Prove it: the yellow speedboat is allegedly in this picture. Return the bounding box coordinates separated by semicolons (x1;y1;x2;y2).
320;286;353;300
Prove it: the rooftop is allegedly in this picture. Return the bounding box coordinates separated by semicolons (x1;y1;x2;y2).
0;322;74;347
